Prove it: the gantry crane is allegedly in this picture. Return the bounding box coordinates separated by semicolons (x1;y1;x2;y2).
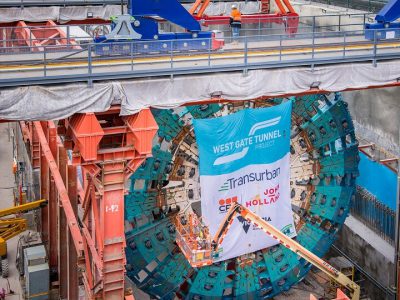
175;202;360;300
188;0;299;34
365;0;400;39
0;199;47;278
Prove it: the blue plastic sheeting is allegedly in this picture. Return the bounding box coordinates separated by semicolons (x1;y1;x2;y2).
357;152;397;210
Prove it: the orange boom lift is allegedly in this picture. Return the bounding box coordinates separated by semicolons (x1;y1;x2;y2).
175;202;360;300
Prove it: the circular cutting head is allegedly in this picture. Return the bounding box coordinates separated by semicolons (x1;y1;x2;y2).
124;94;358;299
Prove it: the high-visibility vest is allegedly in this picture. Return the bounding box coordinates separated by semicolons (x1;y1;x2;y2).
230;9;242;22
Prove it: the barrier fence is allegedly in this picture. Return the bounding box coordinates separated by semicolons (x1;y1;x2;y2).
0;12;375;48
1;25;400;87
351;186;395;244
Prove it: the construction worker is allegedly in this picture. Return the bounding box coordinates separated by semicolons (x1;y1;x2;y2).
230;4;242;44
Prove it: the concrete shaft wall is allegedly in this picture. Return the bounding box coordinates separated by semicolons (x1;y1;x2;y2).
335;222;395;300
344;88;400;156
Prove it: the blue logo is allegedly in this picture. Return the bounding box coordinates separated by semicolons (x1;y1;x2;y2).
193;101;292;176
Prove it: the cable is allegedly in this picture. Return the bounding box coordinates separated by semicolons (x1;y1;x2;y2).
5;278;14;295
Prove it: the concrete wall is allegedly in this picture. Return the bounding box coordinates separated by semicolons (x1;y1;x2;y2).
344;88;400;156
13;123;40;202
334;218;395;300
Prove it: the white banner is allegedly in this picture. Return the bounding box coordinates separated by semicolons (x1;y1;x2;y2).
193;102;295;262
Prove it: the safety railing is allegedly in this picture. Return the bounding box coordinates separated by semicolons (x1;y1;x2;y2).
166;12;376;37
174;214;213;267
0;27;399;87
307;0;387;12
0;12;375;50
351;186;395;244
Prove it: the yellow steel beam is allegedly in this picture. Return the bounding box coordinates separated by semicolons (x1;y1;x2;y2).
0;199;47;218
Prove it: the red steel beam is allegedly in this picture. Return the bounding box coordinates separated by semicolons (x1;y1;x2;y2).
61;108;157;299
67;164;79;300
14;20;81;51
39;122;49;248
101;161;126;299
58;146;69;300
33;121;84;254
47;122;59;272
19;109;157;298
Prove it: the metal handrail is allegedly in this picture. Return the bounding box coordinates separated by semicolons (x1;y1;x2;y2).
0;27;399;87
0;12;375;32
0;13;376;50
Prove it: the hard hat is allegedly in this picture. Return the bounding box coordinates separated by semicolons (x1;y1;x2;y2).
231;4;237;9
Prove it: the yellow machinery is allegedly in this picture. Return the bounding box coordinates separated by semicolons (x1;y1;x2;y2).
175;202;361;300
0;199;47;278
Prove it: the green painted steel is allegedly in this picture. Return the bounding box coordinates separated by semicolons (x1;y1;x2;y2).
124;92;358;299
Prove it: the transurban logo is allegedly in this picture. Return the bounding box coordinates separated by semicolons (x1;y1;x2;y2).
220;167;281;190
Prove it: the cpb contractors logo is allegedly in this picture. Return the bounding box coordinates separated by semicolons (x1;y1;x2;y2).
218;196;238;213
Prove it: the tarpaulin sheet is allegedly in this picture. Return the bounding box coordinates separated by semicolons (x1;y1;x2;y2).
119;61;400;114
182;2;260;15
1;61;400;120
0;2;259;24
0;82;124;120
193;102;295;262
0;5;121;23
357;153;397;210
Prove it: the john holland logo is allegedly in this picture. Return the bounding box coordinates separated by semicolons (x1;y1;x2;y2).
245;184;280;208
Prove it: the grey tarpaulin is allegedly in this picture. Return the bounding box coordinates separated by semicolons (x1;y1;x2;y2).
0;82;124;120
0;6;121;23
181;2;260;15
1;60;400;120
0;2;259;24
119;61;400;114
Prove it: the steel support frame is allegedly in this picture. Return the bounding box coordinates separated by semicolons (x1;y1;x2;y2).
199;13;299;34
19;120;85;296
14;20;80;51
61;107;157;299
19;106;157;299
358;143;399;173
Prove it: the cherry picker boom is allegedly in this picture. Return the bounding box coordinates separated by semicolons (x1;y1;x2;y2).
175;202;360;300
